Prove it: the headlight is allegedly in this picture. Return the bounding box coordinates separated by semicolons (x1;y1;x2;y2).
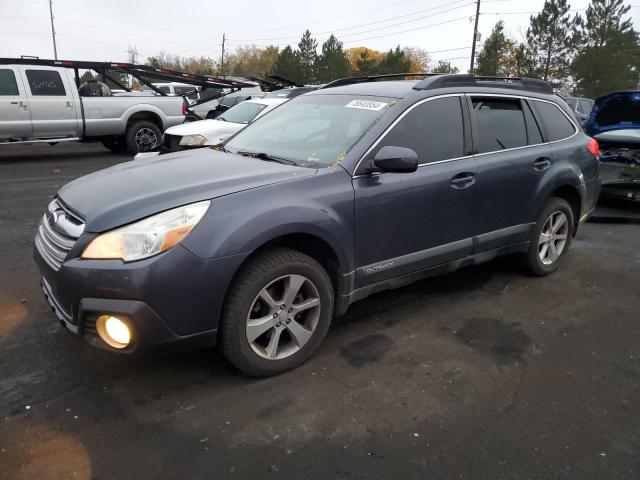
82;201;210;261
179;134;206;146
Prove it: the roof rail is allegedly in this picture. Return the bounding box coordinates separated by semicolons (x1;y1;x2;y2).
414;74;553;94
321;72;433;89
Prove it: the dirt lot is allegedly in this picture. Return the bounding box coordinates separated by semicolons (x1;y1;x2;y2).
1;143;639;479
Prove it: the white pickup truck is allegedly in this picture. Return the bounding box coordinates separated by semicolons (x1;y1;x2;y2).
0;62;187;152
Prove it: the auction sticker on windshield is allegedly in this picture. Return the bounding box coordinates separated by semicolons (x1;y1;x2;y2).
345;100;389;111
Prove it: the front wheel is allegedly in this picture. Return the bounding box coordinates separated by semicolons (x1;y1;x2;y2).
125;120;161;153
219;248;334;377
521;197;574;276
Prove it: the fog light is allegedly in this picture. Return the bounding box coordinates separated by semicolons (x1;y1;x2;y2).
96;315;131;349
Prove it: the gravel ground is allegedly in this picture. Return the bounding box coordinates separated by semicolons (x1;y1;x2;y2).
1;143;639;480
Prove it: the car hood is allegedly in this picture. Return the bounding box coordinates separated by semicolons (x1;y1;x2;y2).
585;91;640;138
165;119;245;144
58;148;316;232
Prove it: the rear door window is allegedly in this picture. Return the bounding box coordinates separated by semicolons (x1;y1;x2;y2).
472;98;528;153
523;101;543;145
370;96;465;165
25;70;66;96
0;69;19;95
531;100;576;141
578;100;592;115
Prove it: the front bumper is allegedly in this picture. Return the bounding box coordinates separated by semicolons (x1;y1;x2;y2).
35;242;249;352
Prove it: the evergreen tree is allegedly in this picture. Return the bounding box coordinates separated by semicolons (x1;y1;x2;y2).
504;43;537;77
375;46;412;74
317;35;351;82
526;0;577;84
431;60;460;74
571;0;639;97
274;46;301;84
474;21;513;76
297;30;318;84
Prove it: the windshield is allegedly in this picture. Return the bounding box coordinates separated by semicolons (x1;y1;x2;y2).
218;102;268;124
225;94;394;167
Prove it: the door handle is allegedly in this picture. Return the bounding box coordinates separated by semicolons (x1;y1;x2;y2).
19;101;28;110
533;157;552;172
10;101;19;104
450;172;476;189
66;101;73;109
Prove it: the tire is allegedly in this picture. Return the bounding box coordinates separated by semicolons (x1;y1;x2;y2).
521;197;575;276
219;248;334;377
124;120;162;153
102;139;128;153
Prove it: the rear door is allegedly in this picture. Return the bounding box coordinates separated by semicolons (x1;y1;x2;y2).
353;95;477;286
0;66;32;139
20;66;81;138
470;95;550;251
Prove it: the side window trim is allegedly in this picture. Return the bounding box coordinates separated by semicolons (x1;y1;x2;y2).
521;99;545;144
524;98;549;143
353;93;471;176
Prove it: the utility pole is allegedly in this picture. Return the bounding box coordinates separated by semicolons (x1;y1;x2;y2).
220;33;226;76
469;0;480;73
48;0;58;60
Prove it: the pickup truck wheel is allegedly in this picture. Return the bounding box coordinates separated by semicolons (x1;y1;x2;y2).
125;121;161;153
219;248;334;377
521;197;574;276
102;139;128;152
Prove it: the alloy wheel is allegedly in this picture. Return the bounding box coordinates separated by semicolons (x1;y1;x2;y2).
538;211;569;265
246;274;321;360
134;127;158;151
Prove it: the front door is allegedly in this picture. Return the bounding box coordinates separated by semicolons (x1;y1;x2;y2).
20;66;80;138
0;66;32;140
353;95;477;287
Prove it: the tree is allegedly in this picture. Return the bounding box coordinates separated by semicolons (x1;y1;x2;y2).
226;45;279;77
474;21;513;76
403;47;431;72
526;0;577;85
504;43;537;77
571;0;639;97
274;46;301;84
431;60;460;74
346;47;381;75
316;35;351;82
375;46;412;74
297;30;318;84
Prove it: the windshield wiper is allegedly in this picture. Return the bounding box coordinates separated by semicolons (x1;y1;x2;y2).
236;151;297;165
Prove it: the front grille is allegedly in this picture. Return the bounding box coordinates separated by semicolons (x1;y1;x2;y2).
35;198;85;271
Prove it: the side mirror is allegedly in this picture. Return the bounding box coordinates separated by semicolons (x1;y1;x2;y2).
373;146;419;173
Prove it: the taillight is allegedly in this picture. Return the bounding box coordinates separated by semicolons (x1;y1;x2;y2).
587;138;599;157
181;101;188;116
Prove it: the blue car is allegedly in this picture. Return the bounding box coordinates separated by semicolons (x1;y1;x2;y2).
585;91;640;202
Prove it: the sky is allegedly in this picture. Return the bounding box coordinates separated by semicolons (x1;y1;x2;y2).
1;0;639;72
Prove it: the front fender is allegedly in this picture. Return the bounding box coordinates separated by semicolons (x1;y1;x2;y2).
181;168;355;274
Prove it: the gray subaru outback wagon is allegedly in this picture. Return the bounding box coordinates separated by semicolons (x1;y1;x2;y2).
35;74;601;376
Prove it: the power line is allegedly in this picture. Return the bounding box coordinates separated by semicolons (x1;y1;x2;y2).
228;0;473;42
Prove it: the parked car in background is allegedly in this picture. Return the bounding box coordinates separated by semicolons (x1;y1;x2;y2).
564;96;594;128
34;74;600;377
585;91;640;202
0;61;186;152
135;97;288;159
189;83;264;119
141;82;202;100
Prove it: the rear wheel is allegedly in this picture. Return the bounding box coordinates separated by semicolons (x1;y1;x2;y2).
521;197;574;276
125;120;161;153
219;248;334;377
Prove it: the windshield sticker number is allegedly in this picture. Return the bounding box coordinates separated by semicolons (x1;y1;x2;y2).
345;100;388;111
